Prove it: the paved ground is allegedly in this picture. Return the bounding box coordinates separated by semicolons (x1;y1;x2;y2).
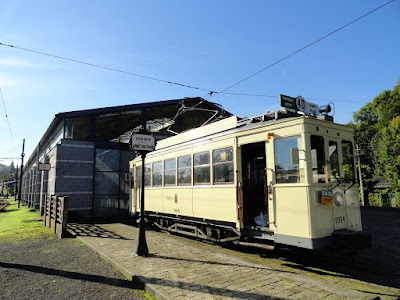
353;207;400;276
69;208;400;300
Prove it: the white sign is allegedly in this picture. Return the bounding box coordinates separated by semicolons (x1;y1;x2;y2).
38;163;51;171
131;134;156;151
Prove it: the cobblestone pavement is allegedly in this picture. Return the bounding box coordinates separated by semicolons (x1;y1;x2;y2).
316;207;400;288
356;207;400;275
70;209;400;300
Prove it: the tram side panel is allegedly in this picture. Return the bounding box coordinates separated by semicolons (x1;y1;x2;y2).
163;187;193;217
191;138;239;224
192;186;237;223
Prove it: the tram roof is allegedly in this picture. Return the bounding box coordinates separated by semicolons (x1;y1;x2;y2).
155;110;349;151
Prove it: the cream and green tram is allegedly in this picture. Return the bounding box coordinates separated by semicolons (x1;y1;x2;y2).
129;113;371;251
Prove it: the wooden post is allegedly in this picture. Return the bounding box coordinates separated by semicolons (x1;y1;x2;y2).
53;195;58;233
43;195;48;226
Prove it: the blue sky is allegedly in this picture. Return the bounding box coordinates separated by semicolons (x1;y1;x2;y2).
0;0;399;166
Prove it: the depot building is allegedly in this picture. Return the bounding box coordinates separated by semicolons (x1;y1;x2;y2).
20;97;231;219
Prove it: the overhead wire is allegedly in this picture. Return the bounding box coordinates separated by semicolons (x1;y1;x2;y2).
1;0;391;108
0;42;213;94
0;89;17;156
212;92;368;103
0;145;22;158
206;0;396;99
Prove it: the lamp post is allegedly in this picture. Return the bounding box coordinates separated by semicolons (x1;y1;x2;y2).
136;150;149;256
130;131;155;257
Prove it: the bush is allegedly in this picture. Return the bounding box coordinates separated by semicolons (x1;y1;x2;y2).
368;193;382;207
367;191;400;208
391;192;400;208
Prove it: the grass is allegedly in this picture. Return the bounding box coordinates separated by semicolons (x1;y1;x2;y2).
0;201;55;243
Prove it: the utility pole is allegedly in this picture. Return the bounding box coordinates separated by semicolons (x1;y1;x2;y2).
15;165;18;202
18;139;25;208
356;144;365;206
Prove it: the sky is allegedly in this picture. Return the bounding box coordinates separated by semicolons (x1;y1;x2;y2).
0;0;399;167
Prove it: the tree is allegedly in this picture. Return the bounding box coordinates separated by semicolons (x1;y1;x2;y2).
351;78;400;201
9;161;16;173
374;116;400;190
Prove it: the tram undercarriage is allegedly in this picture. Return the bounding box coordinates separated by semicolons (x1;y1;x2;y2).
148;213;241;243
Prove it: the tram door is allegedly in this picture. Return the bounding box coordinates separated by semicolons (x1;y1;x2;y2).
241;142;268;227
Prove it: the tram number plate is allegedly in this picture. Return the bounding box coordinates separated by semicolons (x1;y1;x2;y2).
335;216;345;224
319;190;333;205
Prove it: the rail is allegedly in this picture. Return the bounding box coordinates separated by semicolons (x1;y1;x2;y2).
43;195;69;239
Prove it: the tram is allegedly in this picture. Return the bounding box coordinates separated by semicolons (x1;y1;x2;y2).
129;97;371;251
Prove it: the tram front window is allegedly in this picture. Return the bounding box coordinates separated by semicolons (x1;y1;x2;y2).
329;141;340;182
311;135;327;183
275;136;303;183
342;140;356;183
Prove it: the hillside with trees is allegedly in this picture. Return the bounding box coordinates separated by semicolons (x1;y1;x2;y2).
0;163;8;173
0;162;17;197
351;79;400;207
0;162;17;182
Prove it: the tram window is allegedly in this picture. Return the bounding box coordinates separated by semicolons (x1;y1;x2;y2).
275;136;303;183
329;141;340;182
164;158;176;186
213;148;234;184
152;161;162;186
194;152;210;184
144;164;151;186
178;156;191;185
311;135;327;183
342;140;355;183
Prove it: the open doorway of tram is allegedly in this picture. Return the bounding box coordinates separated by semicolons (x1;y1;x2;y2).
241;142;268;228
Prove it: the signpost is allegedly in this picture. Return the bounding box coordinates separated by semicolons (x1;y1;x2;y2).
131;131;156;256
38;163;51;171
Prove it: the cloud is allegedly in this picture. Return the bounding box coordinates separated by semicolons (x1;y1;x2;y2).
0;58;43;68
0;73;24;87
0;72;95;91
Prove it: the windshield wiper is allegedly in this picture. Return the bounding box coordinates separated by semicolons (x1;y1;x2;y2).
344;180;358;193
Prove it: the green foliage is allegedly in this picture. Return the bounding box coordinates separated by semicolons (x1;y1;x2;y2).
373;116;400;190
352;78;400;206
392;191;400;208
367;193;381;207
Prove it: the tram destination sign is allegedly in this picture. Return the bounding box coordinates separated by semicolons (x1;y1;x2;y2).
280;94;320;117
280;94;298;110
131;134;156;152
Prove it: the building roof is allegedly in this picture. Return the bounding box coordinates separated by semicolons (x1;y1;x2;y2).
25;97;231;168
